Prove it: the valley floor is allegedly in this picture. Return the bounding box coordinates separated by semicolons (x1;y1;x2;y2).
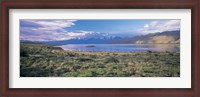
20;43;180;77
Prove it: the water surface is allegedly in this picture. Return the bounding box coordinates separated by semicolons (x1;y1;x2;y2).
58;44;180;52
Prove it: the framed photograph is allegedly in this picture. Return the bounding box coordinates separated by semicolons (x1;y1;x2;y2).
1;0;199;97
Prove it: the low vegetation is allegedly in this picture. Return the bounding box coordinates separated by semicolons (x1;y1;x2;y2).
20;42;180;77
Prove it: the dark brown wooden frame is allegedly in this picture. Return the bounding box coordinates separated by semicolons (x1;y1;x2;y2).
0;0;199;97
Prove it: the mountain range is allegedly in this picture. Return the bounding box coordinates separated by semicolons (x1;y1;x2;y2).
21;32;123;44
21;30;180;44
108;30;180;44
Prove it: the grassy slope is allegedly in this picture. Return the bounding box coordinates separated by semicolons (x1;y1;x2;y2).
20;43;180;77
108;31;180;44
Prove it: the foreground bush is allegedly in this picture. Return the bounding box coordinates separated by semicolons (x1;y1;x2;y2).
20;43;180;77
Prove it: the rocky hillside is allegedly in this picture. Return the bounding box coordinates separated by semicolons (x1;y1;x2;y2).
108;30;180;44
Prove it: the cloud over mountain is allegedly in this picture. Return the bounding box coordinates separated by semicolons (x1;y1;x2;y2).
139;20;180;34
20;20;110;41
20;20;81;41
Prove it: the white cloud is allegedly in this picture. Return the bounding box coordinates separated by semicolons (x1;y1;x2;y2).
20;30;95;41
139;20;180;34
23;20;76;30
20;20;96;41
20;20;91;41
67;31;92;37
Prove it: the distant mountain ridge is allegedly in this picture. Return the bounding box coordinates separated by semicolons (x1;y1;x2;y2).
21;30;180;44
21;36;123;45
41;37;123;44
107;30;180;44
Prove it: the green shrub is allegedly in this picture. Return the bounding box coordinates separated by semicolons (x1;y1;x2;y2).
105;57;119;63
20;43;180;77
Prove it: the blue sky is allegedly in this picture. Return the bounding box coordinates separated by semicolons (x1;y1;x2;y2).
20;19;180;41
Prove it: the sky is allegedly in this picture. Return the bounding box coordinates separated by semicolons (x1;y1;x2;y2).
20;19;180;41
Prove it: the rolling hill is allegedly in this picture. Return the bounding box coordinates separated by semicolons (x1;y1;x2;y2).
107;30;180;44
